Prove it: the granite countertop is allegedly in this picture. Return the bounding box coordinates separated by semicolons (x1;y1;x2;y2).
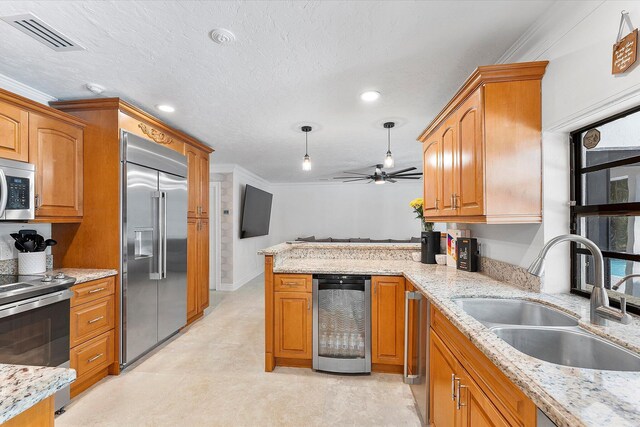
258;241;420;255
47;268;117;285
269;253;640;427
0;364;75;423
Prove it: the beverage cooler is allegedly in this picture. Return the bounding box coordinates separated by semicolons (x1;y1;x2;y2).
312;274;371;373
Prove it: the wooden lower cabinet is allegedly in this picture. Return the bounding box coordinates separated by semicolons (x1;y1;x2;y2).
69;276;117;397
430;305;536;426
371;275;405;367
186;217;210;324
2;395;54;427
274;291;312;359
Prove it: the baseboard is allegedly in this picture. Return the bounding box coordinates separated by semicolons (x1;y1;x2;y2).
219;269;263;291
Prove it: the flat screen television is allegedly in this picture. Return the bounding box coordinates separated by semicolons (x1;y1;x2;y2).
240;185;273;238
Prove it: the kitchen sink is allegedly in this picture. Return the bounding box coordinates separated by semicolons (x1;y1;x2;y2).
453;298;579;327
491;327;640;371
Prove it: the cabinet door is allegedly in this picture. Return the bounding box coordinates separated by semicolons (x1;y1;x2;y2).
440;119;457;215
198;152;209;217
185;146;199;218
0;100;28;162
423;137;441;217
274;291;312;359
457;89;484;216
457;370;510;427
198;218;210;311
371;276;405;365
29;113;83;218
186;218;199;320
429;330;459;427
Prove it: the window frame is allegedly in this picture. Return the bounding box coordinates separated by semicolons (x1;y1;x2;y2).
570;104;640;315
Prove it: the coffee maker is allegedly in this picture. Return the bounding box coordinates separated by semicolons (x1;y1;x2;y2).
421;231;441;264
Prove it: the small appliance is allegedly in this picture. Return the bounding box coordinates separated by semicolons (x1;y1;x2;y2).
421;231;441;264
0;158;35;221
457;237;479;272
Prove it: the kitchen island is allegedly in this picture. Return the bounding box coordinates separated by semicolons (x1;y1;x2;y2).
0;363;75;425
260;242;640;427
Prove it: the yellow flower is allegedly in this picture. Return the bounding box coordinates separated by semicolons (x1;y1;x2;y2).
409;198;423;209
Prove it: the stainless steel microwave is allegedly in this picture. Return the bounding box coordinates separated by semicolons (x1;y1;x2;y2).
0;158;35;220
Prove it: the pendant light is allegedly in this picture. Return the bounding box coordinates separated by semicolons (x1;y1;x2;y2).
383;122;395;168
301;126;312;171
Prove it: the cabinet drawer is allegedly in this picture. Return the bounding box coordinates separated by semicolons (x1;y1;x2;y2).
71;276;115;307
70;295;115;347
274;274;312;292
71;330;114;378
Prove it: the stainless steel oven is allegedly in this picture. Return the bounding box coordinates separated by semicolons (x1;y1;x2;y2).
0;158;35;221
312;274;371;374
0;275;75;412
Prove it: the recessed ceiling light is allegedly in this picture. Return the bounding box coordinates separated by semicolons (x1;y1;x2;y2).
360;91;381;102
210;29;236;45
156;104;175;113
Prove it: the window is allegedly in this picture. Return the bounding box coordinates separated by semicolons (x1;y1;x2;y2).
570;105;640;314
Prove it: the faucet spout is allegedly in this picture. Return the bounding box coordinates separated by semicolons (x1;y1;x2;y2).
528;234;622;326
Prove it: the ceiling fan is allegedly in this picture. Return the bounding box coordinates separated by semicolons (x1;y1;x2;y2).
333;164;422;184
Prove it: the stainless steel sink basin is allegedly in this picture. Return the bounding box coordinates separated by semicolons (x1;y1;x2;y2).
454;298;579;327
492;327;640;371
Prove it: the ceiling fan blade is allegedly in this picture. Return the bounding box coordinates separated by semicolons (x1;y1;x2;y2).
387;167;417;175
393;176;421;179
341;171;371;176
391;172;423;177
387;178;397;183
333;176;371;180
343;178;369;182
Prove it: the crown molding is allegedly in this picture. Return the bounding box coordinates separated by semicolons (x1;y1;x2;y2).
0;73;57;105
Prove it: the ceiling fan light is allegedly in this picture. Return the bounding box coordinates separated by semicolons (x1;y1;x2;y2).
302;154;311;171
384;151;394;168
374;175;385;185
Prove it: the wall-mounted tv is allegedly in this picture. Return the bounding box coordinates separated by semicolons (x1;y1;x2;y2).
240;184;273;239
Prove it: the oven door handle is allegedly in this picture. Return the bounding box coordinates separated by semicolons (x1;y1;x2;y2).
0;289;73;319
0;169;8;218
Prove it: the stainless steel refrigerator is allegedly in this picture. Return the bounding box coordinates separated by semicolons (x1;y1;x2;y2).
120;131;188;368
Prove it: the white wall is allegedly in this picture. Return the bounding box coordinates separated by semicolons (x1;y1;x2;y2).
465;1;640;293
270;181;438;242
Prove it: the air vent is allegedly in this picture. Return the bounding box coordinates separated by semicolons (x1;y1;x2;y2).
1;13;85;52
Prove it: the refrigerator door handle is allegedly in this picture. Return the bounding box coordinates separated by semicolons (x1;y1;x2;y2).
150;191;163;280
161;191;167;279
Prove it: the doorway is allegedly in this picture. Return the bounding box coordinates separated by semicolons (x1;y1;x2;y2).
210;181;222;291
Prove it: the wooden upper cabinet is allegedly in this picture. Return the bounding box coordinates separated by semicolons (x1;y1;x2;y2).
418;61;548;224
371;275;405;366
185;145;209;218
198;152;209;217
185;146;199;217
0;100;28;162
456;89;484;217
29;112;83;219
422;137;440;217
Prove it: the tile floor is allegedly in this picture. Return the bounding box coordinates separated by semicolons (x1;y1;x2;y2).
57;274;420;426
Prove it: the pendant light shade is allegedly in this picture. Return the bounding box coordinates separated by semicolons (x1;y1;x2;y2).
383;122;395;168
301;126;312;171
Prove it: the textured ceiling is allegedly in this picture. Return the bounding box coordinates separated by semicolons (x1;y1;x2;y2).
0;1;553;182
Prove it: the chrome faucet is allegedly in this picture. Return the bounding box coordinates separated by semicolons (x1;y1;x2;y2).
528;234;632;326
612;274;640;291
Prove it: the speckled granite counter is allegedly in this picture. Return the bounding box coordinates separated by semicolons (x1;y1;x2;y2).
0;364;75;423
47;268;117;284
260;242;640;427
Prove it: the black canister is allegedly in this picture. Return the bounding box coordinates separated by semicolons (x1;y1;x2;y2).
421;231;441;264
